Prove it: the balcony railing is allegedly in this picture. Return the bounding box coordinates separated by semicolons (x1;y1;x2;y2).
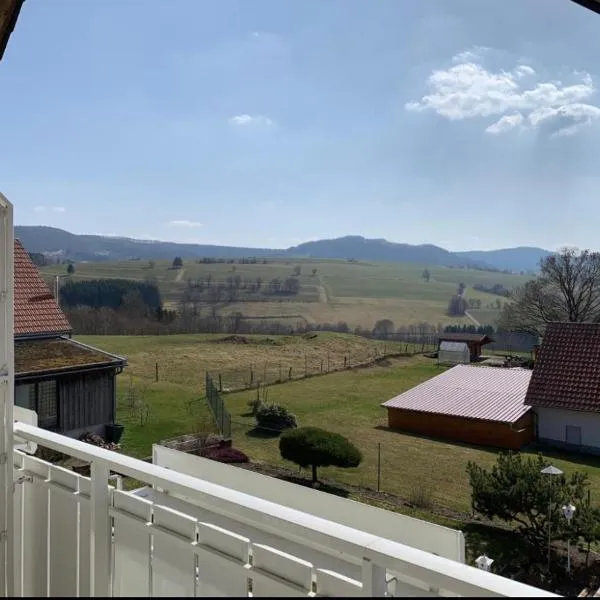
10;421;559;598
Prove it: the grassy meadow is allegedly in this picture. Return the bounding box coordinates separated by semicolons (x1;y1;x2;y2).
43;257;529;329
83;333;600;517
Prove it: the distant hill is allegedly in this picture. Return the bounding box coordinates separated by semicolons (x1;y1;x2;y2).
14;226;550;272
285;236;486;268
14;226;280;262
455;247;553;273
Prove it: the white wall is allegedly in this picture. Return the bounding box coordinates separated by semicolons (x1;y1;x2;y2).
536;407;600;449
152;445;465;563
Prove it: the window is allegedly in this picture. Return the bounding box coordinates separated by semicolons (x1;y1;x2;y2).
565;425;582;446
15;384;36;411
15;380;58;429
37;380;58;429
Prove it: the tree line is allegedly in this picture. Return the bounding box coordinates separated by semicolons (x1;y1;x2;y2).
60;279;162;311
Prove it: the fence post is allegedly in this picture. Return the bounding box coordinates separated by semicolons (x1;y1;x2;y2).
327;351;330;372
155;362;159;382
279;362;282;382
250;366;254;386
288;366;293;380
263;362;267;384
377;442;381;492
344;355;348;368
320;359;323;373
218;373;222;392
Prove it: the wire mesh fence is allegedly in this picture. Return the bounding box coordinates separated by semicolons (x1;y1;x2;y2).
205;374;232;438
211;342;436;393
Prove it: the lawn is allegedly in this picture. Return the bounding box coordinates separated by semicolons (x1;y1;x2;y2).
43;257;527;328
224;357;600;514
78;332;420;458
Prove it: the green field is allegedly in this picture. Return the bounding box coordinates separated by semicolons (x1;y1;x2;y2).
82;332;414;456
84;333;600;517
44;257;529;329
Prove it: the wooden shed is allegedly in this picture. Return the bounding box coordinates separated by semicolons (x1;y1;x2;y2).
437;333;494;361
382;365;534;450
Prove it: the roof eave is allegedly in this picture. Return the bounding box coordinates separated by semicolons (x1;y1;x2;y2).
571;0;600;15
0;0;24;62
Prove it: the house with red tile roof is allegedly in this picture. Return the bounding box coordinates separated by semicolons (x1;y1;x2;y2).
13;239;126;437
524;322;600;454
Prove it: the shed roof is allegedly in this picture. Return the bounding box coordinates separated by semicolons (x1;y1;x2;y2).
0;0;24;62
439;341;469;352
382;364;532;423
14;239;72;337
438;333;494;344
525;322;600;413
15;337;126;378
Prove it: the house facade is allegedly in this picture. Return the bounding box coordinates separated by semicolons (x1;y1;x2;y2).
525;322;600;455
13;239;126;438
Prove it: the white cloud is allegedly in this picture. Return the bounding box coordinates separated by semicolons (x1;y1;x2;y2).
406;50;600;137
451;46;489;64
168;219;203;228
229;114;274;127
485;113;525;135
33;205;66;213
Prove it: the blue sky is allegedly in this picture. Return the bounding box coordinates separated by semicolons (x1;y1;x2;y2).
1;0;600;251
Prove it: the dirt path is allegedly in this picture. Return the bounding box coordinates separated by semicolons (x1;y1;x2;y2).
464;310;481;327
316;274;332;304
175;268;186;282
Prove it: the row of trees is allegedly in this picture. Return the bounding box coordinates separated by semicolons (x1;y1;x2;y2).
500;248;600;336
60;279;162;311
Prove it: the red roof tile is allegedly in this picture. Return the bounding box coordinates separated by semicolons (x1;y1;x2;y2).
14;239;72;337
524;322;600;413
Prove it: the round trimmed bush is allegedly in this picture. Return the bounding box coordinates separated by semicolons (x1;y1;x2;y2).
279;426;362;484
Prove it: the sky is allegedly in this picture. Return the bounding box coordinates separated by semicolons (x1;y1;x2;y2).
1;0;600;252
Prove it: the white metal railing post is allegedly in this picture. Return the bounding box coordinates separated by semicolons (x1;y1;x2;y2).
362;558;387;597
90;461;111;597
0;194;15;598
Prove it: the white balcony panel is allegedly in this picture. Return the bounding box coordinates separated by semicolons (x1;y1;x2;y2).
18;454;50;597
112;490;152;597
151;504;197;597
315;569;362;597
251;543;314;597
195;522;250;597
48;466;81;597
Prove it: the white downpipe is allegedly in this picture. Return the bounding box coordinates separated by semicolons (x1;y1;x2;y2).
0;193;14;597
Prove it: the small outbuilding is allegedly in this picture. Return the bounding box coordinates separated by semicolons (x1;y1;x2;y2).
382;364;533;450
438;341;470;365
437;333;494;361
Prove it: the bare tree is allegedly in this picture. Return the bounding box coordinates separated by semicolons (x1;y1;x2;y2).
500;248;600;336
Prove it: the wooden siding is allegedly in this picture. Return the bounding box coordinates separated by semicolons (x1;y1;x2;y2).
59;371;115;434
387;408;534;450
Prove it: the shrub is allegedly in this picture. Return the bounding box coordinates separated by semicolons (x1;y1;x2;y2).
203;447;249;464
279;426;362;484
407;483;433;509
255;403;298;432
247;398;264;416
